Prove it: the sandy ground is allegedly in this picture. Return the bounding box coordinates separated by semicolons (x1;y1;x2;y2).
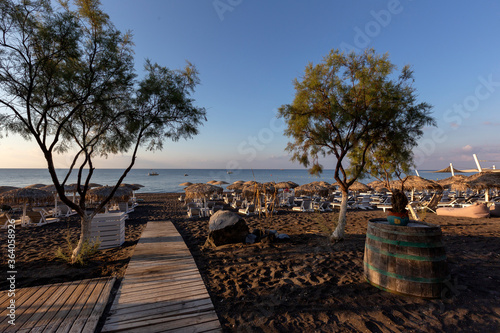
1;193;499;332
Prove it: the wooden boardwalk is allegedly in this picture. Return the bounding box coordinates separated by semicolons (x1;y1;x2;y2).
0;276;115;333
101;221;221;332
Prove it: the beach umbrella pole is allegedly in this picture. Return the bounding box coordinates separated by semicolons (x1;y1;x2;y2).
22;203;27;224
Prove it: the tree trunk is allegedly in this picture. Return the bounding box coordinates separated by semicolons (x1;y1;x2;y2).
331;190;349;241
71;215;92;263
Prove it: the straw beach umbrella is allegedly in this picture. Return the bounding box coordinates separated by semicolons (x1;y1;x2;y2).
25;184;46;189
184;183;218;200
349;181;370;192
226;183;244;191
179;182;193;187
465;172;500;201
87;185;133;202
466;172;500;189
437;175;469;191
391;175;442;191
0;187;53;223
294;183;329;197
0;186;19;194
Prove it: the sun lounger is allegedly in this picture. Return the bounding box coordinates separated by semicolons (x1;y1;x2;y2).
292;200;314;212
1;212;14;229
187;207;203;218
59;204;77;217
238;204;256;216
22;210;60;227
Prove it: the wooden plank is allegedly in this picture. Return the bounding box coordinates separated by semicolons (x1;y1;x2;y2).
53;278;101;333
0;290;10;305
0;285;41;328
102;221;221;332
106;299;213;330
105;297;213;322
27;280;83;333
80;277;115;333
114;281;208;305
1;284;54;332
15;282;71;332
40;279;93;333
71;277;115;333
129;312;220;333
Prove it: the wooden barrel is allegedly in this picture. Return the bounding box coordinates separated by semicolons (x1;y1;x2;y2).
363;218;448;298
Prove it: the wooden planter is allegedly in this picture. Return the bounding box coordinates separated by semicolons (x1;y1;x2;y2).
363;218;448;298
90;212;127;249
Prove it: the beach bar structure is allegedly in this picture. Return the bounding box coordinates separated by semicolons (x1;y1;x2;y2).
90;212;127;249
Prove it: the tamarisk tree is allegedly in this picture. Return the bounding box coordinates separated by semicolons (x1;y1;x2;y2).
278;49;433;240
0;0;206;261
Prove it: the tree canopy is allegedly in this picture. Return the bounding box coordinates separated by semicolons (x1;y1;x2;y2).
0;0;206;261
278;48;434;240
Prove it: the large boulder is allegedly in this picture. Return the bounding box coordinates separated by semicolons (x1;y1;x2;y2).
205;210;249;247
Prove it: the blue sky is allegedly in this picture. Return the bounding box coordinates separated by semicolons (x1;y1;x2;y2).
2;0;500;171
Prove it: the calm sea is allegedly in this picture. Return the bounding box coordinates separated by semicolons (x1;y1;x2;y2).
0;168;473;193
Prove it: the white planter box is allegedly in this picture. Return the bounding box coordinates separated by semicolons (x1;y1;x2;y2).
90;212;127;249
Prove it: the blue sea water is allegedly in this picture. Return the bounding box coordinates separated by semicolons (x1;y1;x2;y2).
0;168;475;193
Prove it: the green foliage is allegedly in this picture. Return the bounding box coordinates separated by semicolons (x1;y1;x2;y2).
278;49;434;191
278;48;434;239
55;230;100;266
0;0;206;259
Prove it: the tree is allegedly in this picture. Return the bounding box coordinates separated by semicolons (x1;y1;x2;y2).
278;49;434;240
0;0;206;261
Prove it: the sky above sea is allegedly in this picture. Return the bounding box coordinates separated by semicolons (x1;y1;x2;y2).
1;1;499;172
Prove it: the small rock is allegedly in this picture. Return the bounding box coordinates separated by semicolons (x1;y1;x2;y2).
276;233;290;240
245;233;257;244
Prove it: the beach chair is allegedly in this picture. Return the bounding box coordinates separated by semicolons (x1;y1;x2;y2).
59;204;77;217
357;195;374;210
187;207;202;218
1;212;14;229
292;200;314;212
314;201;332;212
416;193;443;214
238;204;256;216
22;210;59;227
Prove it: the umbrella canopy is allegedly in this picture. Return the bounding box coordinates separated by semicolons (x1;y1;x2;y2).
184;183;218;199
465;172;500;190
309;181;331;188
206;180;218;185
214;180;229;185
367;181;389;192
432;166;464;173
226;183;244;191
25;184;46;189
0;188;53;205
436;175;469;191
232;180;245;185
179;182;193;187
0;186;19;194
349;181;371;192
294;183;329;196
87;186;133;202
275;182;291;189
391;176;443;191
242;183;275;193
120;183;143;191
286;181;299;189
243;180;259;186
